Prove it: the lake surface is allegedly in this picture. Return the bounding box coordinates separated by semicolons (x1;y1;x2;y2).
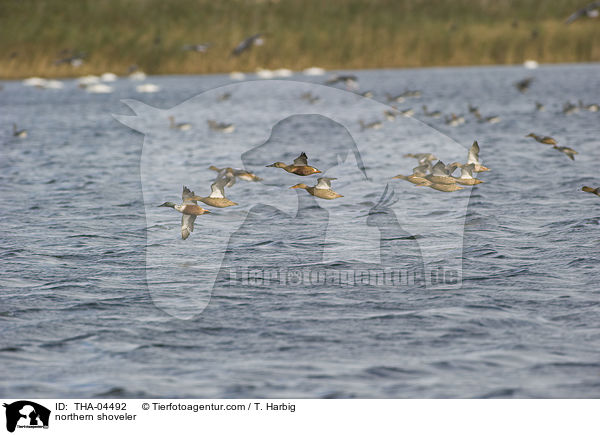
1;64;599;398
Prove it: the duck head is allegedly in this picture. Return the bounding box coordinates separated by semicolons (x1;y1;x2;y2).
158;202;176;208
290;183;309;190
266;162;286;168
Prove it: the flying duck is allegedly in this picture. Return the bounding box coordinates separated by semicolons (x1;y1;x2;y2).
158;186;211;240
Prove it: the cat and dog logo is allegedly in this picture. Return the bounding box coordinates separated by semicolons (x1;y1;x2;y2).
3;401;50;432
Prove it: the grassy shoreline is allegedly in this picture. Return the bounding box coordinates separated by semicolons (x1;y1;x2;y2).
1;0;599;79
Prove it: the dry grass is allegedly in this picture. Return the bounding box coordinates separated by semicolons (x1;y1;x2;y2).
0;0;598;79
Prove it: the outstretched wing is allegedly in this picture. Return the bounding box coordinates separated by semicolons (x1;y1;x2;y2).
431;161;449;176
467;141;480;165
181;214;196;240
565;2;600;23
182;186;198;204
315;177;337;189
209;175;230;198
461;164;475;178
293;152;309;166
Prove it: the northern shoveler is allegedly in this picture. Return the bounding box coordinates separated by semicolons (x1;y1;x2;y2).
158;186;211;240
453;163;484;185
266;152;321;176
526;133;557;145
582;186;600;196
209;166;262;184
552;145;578;160
464;141;490;172
290;177;343;200
190;175;238;208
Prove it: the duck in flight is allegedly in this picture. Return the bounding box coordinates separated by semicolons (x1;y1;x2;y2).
552;145;578;160
404;152;437;165
392;166;431;186
158;186;211;240
565;1;600;23
456;141;489;172
452;163;484;185
425;161;457;185
231;33;264;56
290;177;343;200
266;152;321;176
582;186;600;197
209;166;262;184
182;42;212;53
526;133;558;145
189;175;238;208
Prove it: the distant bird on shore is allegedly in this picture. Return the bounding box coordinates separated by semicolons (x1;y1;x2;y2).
169;116;192;131
325;74;358;90
526;133;558;145
158;186;211;240
535;101;545;112
515;77;534;93
54;50;85;67
266;152;321;176
231;33;264;56
182;43;212;53
13;123;27;138
565;1;600;23
136;83;160;93
582;186;600;197
360;91;374;98
207;120;235;133
290;177;343;200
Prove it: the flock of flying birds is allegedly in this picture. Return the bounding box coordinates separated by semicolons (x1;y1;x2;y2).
155;66;599;240
158;152;341;240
